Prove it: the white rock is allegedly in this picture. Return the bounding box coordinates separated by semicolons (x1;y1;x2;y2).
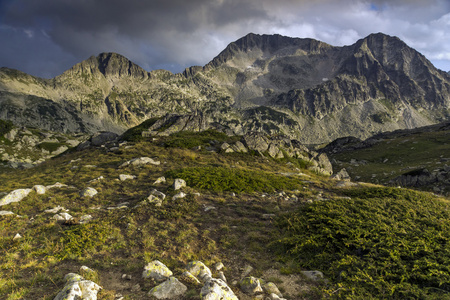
44;206;69;214
0;188;32;207
0;211;15;216
119;174;136;181
32;185;47;195
13;233;22;240
240;276;263;294
120;157;160;168
200;278;238;300
186;261;212;283
54;273;102;300
173;178;186;190
142;260;173;282
301;270;324;281
80;215;93;224
172;192;186;200
149;277;187;299
214;262;224;271
153;176;166;184
46;182;67;189
80;187;98;198
53;212;73;222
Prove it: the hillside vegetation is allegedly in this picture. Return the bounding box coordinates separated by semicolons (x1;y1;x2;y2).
0;131;449;299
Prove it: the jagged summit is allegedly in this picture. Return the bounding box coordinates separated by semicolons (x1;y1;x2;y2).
60;52;149;79
207;33;332;68
0;32;449;144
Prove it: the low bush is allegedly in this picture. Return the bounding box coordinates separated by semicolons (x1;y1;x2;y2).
276;187;450;298
166;166;303;193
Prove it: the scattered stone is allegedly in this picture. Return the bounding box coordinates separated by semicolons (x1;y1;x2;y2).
32;185;47;195
80;187;98;198
263;282;283;297
154;176;166;184
200;278;238;300
173;178;186;190
79;215;93;224
172;192;186;200
119;174;136;181
241;264;253;279
186;261;212;283
13;233;22;240
218;271;227;283
0;188;32;207
240;276;263;294
142;260;173;282
131;284;141;293
301;270;324;281
180;271;202;285
54;273;102;300
148;189;166;206
44;206;68;214
120;157;160;168
53;212;73;222
204;206;216;212
214;262;224;271
0;211;15;216
149;277;187;299
121;274;132;280
89;176;105;183
46;182;68;189
330;168;351;181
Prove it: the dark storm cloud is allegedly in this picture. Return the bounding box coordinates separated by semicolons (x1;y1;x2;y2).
0;0;449;78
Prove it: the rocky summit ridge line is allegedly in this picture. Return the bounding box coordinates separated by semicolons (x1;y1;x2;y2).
0;32;449;144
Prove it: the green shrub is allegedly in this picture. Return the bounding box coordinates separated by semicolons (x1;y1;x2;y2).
276;187;450;298
166;166;303;193
162;129;239;149
56;222;112;260
36;142;65;153
0;119;13;136
120;117;159;141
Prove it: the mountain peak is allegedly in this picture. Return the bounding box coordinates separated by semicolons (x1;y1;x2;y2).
207;33;331;68
60;52;149;79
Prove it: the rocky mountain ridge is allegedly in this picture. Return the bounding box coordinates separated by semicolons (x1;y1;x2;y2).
0;33;449;144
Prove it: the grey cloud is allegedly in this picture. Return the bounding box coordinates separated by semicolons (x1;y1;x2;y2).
1;0;449;77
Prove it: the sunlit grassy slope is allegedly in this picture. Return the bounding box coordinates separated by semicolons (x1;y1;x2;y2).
0;130;449;299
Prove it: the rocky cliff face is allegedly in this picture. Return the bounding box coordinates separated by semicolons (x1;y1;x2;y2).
0;33;449;144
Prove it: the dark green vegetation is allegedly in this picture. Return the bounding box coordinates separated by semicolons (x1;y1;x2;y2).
277;187;450;299
0;130;449;299
0;119;13;136
327;125;450;191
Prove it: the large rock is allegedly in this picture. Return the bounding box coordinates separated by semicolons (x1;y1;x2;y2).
0;188;32;207
330;168;351;181
80;187;98;198
243;132;269;152
32;185;47;195
173;178;186;190
200;278;238;300
120;157;160;168
149;277;187;299
143;260;173;282
54;273;102;300
90;131;118;146
240;276;263;294
185;261;212;283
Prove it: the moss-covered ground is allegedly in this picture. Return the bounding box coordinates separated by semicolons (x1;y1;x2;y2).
0;131;449;299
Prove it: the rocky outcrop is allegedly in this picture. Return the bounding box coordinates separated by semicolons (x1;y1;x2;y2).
54;271;102;300
390;166;450;195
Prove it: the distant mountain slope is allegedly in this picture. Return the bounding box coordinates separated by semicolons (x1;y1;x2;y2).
0;33;449;143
